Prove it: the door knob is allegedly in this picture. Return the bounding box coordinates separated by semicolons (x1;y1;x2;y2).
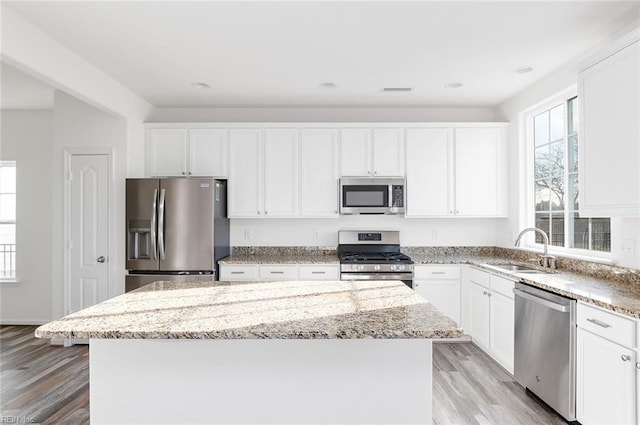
97;256;106;263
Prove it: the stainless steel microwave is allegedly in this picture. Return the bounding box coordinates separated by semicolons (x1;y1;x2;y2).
339;178;405;215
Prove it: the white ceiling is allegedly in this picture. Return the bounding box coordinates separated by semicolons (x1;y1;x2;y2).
4;1;640;108
1;63;54;110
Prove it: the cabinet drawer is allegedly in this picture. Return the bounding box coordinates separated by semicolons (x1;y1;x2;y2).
490;275;515;299
299;265;339;280
577;302;636;348
219;265;258;281
259;265;298;280
467;267;490;287
414;265;460;280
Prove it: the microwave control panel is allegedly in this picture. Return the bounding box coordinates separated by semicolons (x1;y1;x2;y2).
392;185;404;208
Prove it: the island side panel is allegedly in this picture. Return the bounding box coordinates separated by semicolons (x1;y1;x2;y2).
90;338;432;425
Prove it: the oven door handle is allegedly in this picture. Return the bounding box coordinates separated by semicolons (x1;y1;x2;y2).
341;273;413;281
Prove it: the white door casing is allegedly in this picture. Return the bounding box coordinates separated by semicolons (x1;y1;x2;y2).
66;152;111;316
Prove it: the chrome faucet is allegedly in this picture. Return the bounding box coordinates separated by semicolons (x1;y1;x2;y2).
515;227;557;269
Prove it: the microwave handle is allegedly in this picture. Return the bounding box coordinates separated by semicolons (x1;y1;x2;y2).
388;185;393;209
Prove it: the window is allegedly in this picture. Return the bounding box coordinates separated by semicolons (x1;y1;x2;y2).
532;96;610;253
0;162;16;278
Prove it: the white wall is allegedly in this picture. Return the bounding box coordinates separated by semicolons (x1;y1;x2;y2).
51;91;127;320
148;107;498;123
231;217;505;247
0;110;53;324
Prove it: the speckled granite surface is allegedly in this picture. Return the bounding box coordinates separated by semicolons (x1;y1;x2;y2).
34;280;462;340
405;246;640;319
220;246;339;264
220;245;640;319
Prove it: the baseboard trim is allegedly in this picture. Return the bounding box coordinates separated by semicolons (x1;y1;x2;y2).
0;319;50;326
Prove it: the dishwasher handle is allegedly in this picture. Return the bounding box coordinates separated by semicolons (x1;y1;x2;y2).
513;288;570;313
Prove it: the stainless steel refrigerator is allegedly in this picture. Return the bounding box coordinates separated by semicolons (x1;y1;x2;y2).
125;178;229;292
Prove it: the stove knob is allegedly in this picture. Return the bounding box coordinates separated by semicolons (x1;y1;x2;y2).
374;265;381;271
358;265;365;272
397;264;405;271
390;265;397;271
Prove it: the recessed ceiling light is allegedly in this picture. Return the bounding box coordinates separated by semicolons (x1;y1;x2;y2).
514;66;534;74
191;82;210;90
381;87;413;92
445;82;463;89
319;82;337;89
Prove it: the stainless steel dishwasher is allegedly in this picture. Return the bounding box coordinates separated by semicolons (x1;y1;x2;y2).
514;282;577;422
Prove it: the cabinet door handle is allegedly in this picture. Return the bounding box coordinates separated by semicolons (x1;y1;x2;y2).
374;171;378;176
635;362;640;369
257;211;261;215
586;318;612;329
487;292;492;297
621;354;631;362
181;172;186;175
483;291;487;295
311;271;325;274
270;271;284;274
231;271;245;275
431;271;446;275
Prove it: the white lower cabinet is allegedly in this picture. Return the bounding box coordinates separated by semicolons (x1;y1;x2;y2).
466;267;515;373
298;265;339;280
414;265;461;324
576;302;638;425
259;265;298;281
219;265;259;281
220;264;339;282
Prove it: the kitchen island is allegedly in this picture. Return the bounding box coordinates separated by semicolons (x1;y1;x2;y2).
36;280;461;425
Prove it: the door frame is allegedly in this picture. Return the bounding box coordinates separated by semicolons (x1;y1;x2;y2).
63;148;115;318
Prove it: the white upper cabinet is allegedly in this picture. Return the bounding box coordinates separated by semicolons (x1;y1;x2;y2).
406;128;452;216
300;129;339;217
188;129;228;177
148;128;188;177
454;127;505;216
264;129;299;217
340;128;372;176
228;128;301;218
147;122;506;218
405;125;507;217
579;40;640;216
228;129;263;218
147;127;228;177
372;128;405;177
340;128;404;177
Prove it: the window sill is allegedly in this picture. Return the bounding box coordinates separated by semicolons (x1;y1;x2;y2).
516;245;614;265
0;278;20;284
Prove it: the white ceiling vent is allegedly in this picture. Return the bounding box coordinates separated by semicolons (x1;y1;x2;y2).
380;87;413;92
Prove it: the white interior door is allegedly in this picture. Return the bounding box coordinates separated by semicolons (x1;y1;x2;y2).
69;154;110;315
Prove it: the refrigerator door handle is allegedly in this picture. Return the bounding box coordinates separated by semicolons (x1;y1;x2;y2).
151;188;158;261
158;188;166;260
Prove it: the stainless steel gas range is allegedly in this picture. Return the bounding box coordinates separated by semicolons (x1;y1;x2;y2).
338;230;414;288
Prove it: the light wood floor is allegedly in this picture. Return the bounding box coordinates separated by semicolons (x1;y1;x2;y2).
1;326;567;425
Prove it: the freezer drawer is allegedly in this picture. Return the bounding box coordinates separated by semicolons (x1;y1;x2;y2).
125;273;214;292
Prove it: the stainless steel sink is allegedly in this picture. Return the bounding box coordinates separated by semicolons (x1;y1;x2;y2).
490;263;545;273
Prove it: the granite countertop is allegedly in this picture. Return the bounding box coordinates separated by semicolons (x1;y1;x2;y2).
408;251;640;320
34;280;462;340
219;254;339;265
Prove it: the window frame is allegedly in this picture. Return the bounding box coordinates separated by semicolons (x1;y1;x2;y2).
0;160;17;280
522;87;612;261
